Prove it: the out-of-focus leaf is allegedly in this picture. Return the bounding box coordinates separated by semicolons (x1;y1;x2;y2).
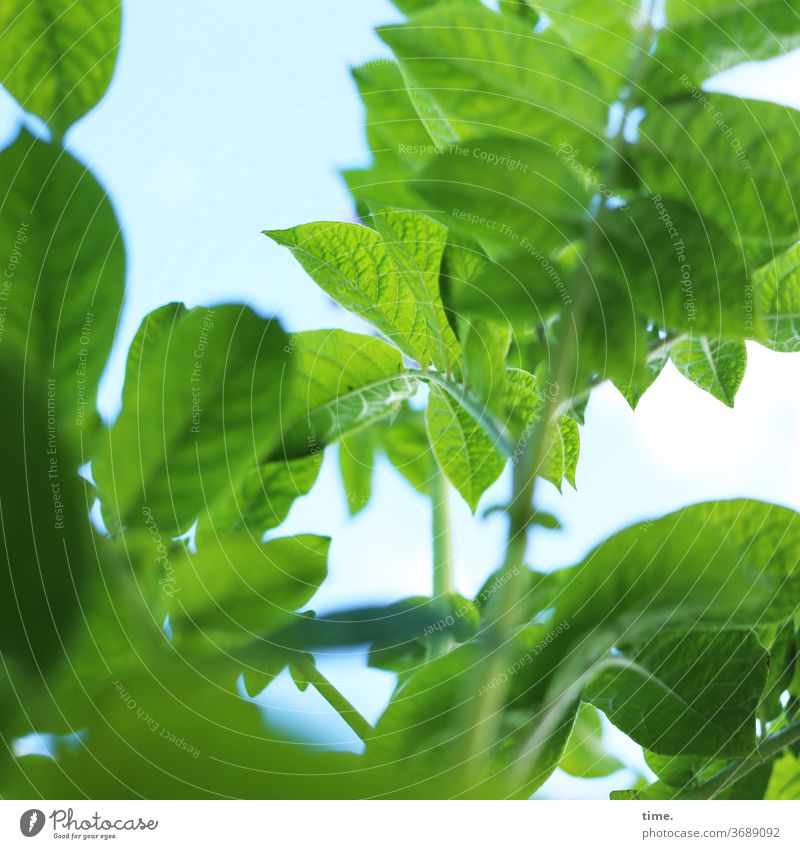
415;137;590;261
378;3;608;155
585;628;768;758
204;454;322;539
645;0;800;98
339;427;375;515
560;702;624;778
166;533;329;658
93;303;288;536
0;132;125;448
633;96;800;264
766;751;800;799
380;405;437;494
0;0;121;133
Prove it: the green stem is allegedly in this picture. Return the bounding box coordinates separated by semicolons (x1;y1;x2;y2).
429;463;455;658
292;654;374;743
682;719;800;800
431;464;454;599
462;8;660;790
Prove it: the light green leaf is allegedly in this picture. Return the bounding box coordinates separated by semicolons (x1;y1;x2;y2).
541;415;580;490
670;335;747;407
560;702;624;778
460;316;511;414
266;212;453;369
585;628;768;758
339;427;375;515
504;368;581;490
203;455;322;540
367;643;578;797
752;241;800;352
93;303;288;536
0;131;125;447
0;0;121;133
366;205;461;370
277;329;417;458
766;751;800;799
380;405;437;494
426;383;506;511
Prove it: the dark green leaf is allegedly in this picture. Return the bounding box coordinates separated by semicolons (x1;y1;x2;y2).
585;628;768;758
0;132;125;449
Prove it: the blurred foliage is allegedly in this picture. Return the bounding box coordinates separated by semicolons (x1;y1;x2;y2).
0;0;799;800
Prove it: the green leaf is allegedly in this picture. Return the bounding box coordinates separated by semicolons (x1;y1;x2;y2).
585;628;768;758
597;197;753;340
265;212;454;369
550;500;800;636
377;3;608;155
415;136;590;261
460;316;511;414
646;0;800;99
618;345;670;410
203;454;322;539
93;303;288;536
166;533;329;657
752;241;800;352
366;643;578;797
0;132;125;447
0;363;94;684
366;205;461;370
504;368;580;490
645;750;727;789
277;329;417;459
0;0;121;134
541;416;579;491
670;336;747;407
343;59;434;212
380;405;437;494
339;427;375;515
759;624;795;722
560;702;624;778
633;96;800;263
426;383;506;511
766;750;800;799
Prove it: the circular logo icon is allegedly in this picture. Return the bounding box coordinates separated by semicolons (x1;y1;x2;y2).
19;809;46;837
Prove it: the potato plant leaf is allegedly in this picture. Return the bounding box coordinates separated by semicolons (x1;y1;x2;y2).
0;0;121;134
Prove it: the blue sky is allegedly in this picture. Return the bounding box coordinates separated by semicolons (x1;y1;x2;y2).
2;0;799;798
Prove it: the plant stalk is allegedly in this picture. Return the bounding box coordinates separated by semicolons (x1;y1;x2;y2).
292;654;374;744
682;718;800;800
431;463;454;599
462;7;660;790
